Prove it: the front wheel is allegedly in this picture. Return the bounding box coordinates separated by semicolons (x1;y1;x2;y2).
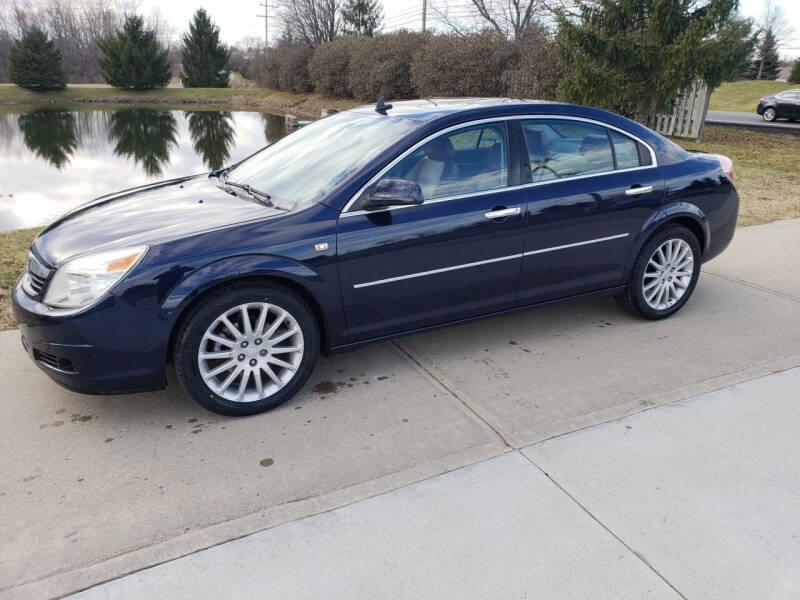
616;225;701;320
763;107;777;122
174;282;319;416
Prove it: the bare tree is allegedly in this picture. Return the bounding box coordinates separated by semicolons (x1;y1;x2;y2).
429;0;549;40
277;0;339;47
757;0;793;45
753;0;794;80
0;0;130;82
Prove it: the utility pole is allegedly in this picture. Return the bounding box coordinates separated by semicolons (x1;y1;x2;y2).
257;1;269;46
422;0;427;32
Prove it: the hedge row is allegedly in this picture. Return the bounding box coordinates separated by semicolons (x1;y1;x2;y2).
258;31;562;101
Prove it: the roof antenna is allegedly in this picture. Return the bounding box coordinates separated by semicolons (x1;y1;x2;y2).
375;96;393;114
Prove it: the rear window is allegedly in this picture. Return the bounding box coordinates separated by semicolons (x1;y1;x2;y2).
522;119;655;181
610;131;640;169
522;119;615;181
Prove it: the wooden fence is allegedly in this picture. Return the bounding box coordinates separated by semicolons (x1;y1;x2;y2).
650;80;711;141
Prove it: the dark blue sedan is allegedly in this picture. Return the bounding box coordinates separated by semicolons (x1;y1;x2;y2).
12;99;739;415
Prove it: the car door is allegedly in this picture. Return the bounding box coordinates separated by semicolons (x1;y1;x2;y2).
516;117;664;306
337;120;527;343
775;92;799;119
788;92;800;119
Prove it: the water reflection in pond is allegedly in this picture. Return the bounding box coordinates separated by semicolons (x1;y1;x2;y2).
0;107;288;231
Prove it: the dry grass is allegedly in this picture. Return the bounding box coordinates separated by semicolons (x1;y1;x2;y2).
708;80;798;113
0;228;40;331
0;85;360;118
673;126;800;226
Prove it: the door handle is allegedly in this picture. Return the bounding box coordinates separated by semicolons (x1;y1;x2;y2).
625;185;653;196
484;207;521;219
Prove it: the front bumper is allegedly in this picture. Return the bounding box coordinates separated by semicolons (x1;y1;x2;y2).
756;103;766;115
12;280;169;395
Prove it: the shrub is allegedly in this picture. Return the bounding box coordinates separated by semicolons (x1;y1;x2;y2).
309;36;359;97
259;44;313;93
9;28;66;91
503;35;563;100
411;32;514;98
258;48;280;89
348;31;426;101
98;16;171;90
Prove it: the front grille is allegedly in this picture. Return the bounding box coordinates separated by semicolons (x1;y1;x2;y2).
26;271;47;295
22;253;52;299
33;349;75;372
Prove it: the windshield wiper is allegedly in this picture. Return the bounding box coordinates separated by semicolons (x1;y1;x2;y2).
221;177;274;208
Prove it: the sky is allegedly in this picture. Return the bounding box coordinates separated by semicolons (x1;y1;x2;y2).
138;0;799;58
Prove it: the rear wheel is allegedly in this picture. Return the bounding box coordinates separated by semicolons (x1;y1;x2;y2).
174;282;319;416
616;225;701;320
763;107;777;122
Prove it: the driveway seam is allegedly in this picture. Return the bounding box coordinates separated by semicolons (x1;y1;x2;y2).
524;354;800;445
517;450;689;600
8;442;504;599
705;269;800;303
392;340;516;449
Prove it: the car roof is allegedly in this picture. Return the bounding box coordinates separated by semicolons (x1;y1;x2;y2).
349;98;572;121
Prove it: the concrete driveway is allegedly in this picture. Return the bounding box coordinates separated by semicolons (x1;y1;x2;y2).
70;367;800;600
2;218;800;599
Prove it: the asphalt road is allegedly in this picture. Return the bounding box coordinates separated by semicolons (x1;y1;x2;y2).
707;110;800;132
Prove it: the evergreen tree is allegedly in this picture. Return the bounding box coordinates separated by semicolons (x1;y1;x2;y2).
9;28;66;91
98;16;171;90
180;9;230;88
341;0;383;36
109;109;177;175
715;17;758;81
557;0;755;120
18;109;76;167
748;28;781;80
186;111;235;169
789;59;800;84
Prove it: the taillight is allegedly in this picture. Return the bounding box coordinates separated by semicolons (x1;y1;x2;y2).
716;154;734;182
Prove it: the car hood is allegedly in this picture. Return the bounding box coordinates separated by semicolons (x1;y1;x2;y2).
34;175;286;266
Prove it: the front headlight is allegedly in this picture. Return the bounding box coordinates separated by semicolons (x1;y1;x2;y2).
43;247;147;309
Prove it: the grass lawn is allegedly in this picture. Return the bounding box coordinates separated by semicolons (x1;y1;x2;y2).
0;85;360;118
708;80;798;113
0;127;796;332
673;126;800;227
0;227;40;331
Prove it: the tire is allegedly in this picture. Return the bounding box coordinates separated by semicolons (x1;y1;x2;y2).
615;225;701;320
763;107;776;122
174;281;319;416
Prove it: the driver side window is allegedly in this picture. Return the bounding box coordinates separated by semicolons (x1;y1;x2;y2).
379;122;508;201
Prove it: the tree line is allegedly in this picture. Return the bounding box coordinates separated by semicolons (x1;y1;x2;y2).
1;3;231;89
261;0;793;121
2;0;798;112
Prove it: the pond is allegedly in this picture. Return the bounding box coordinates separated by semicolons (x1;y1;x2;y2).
0;106;289;232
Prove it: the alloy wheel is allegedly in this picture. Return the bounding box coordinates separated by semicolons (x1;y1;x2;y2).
197;302;304;403
641;238;694;311
763;107;776;122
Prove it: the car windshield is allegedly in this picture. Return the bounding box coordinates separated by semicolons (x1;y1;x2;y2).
225;111;419;211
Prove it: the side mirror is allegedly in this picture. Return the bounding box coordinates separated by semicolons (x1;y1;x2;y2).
361;178;423;210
